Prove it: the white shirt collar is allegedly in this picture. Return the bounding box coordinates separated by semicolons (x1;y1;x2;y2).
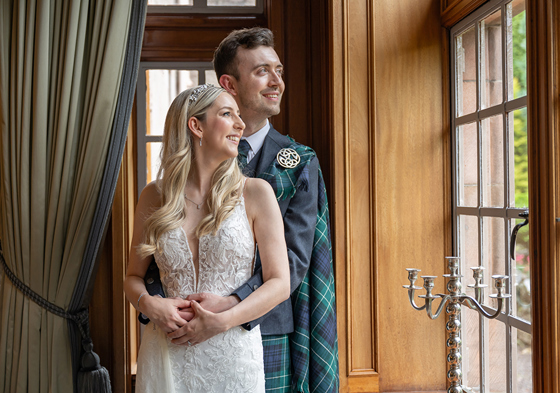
242;119;270;163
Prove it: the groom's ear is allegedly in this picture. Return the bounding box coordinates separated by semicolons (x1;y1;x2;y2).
219;74;238;96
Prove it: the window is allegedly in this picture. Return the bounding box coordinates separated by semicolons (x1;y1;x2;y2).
147;0;263;14
451;0;530;392
136;63;219;197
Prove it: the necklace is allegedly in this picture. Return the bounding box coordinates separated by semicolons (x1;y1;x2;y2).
184;194;205;209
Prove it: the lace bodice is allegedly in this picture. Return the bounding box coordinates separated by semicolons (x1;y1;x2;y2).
155;197;255;299
136;195;265;393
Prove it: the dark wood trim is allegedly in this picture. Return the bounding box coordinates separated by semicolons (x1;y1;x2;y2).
141;13;268;62
526;0;560;392
440;0;487;28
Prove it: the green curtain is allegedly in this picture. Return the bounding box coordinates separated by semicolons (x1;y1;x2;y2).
0;1;136;391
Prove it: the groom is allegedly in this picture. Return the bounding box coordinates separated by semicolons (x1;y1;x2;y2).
146;27;338;392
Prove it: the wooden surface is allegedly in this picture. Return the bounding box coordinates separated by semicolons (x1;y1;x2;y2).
331;0;449;391
526;0;560;392
90;112;137;393
440;0;487;28
141;13;267;62
374;0;448;390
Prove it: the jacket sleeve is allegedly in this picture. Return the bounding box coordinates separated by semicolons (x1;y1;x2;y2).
232;157;319;330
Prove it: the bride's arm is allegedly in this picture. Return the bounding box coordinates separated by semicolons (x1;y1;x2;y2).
168;178;290;345
124;182;191;333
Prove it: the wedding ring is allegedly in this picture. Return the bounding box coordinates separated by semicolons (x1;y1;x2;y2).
187;340;192;347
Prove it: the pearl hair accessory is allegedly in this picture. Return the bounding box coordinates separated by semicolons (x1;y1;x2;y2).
189;84;214;104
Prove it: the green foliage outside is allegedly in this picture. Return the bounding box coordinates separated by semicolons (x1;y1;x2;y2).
511;10;531;325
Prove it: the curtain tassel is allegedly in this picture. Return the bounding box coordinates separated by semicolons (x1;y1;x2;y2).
77;340;112;393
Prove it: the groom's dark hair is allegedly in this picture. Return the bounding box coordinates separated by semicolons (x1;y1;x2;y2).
213;27;275;80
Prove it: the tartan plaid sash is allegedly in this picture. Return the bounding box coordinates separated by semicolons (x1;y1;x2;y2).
260;141;339;393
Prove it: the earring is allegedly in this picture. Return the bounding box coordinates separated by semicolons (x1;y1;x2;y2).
199;137;202;147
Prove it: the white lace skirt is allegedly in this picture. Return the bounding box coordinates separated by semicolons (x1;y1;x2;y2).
136;322;265;393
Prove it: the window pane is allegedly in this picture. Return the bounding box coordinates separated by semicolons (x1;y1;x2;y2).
462;307;481;391
480;9;503;109
205;70;219;87
507;0;527;100
514;328;533;393
148;0;193;5
208;0;256;5
456;27;477;116
146;70;198;136
487;319;507;393
146;142;162;184
482;115;504;207
482;217;506;309
508;107;528;207
458;122;478;207
512;219;530;322
459;215;479;273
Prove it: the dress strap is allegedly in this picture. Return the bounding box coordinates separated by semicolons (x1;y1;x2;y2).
241;177;248;198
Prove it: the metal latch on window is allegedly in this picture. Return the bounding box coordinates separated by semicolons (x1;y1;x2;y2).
510;210;529;260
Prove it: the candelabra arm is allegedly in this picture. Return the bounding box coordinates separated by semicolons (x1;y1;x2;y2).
458;295;504;319
407;288;426;310
426;294;450;319
461;295;479;311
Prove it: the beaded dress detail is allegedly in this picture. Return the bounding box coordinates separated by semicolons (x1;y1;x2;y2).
136;195;265;393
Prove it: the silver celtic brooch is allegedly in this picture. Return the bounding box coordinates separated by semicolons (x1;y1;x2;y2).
276;148;300;169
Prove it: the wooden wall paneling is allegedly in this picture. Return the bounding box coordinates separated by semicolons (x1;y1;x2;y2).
440;0;487;28
332;0;449;391
332;0;379;391
266;0;286;134
526;0;560;392
374;0;447;390
331;0;349;389
141;14;267;62
90;112;137;393
283;0;311;147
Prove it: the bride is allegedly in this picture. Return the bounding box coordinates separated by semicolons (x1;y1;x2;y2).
124;84;290;392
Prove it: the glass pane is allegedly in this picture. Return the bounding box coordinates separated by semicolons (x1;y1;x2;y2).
487;319;507;393
456;27;477;116
512;219;530;322
458;122;478;207
482;115;505;207
459;215;479;276
514;328;533;393
205;70;220;87
146;142;162;184
208;0;256;5
507;0;527;100
480;9;503;109
482;217;506;309
146;70;198;136
462;307;481;391
508;107;528;207
148;0;193;4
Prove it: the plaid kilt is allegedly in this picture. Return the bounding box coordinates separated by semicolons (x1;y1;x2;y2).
262;334;292;393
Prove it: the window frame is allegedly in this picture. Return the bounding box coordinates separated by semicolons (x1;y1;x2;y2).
450;0;531;392
147;0;263;14
136;61;216;198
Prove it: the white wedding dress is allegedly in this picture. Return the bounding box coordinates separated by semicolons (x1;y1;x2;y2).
136;195;265;393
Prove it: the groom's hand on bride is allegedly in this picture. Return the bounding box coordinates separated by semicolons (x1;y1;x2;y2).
176;293;238;323
167;300;231;346
186;292;240;313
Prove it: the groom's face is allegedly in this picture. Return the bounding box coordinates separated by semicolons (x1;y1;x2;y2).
233;46;285;121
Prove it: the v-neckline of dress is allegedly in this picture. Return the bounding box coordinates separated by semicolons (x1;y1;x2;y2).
178;226;204;293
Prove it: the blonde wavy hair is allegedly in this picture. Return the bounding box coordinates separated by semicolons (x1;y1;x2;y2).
139;85;244;257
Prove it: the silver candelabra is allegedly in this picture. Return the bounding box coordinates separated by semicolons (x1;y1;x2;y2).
403;257;510;393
